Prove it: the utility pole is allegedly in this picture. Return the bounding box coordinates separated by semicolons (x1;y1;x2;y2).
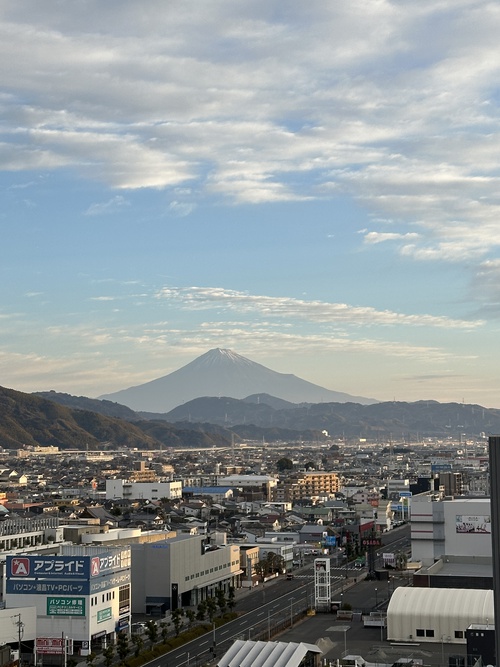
12;613;24;666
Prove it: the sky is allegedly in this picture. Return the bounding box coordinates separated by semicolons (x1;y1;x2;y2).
1;0;500;408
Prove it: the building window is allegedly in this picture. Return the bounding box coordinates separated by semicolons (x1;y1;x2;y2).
426;630;435;638
416;629;424;637
119;584;130;613
455;631;464;639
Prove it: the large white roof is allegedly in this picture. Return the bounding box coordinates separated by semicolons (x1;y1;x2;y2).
387;587;493;643
217;639;322;667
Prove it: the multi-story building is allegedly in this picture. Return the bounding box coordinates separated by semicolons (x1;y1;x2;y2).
0;516;62;552
131;533;241;613
129;461;157;483
217;475;278;502
105;479;182;501
274;472;340;502
5;546;131;656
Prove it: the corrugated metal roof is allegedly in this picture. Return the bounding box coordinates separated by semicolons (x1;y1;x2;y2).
217;639;322;667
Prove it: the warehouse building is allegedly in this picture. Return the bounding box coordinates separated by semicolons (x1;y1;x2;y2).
387;587;493;645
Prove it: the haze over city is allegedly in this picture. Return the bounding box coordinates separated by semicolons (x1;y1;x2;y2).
1;1;500;407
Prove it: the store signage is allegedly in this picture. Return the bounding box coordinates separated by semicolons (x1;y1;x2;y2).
47;597;86;616
97;608;112;623
361;538;381;546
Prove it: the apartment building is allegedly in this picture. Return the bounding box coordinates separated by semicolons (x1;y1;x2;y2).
274;472;340;502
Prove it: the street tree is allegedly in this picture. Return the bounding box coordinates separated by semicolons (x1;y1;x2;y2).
131;634;143;658
102;645;114;667
116;632;130;664
145;619;158;645
172;607;184;636
206;596;217;622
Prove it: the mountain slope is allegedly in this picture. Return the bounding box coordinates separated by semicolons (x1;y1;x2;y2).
1;386;236;449
99;348;377;412
0;386;159;449
34;391;139;420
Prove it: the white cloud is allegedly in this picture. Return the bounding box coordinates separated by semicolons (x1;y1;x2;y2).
168;200;196;217
1;1;500;263
84;195;130;216
156;286;482;329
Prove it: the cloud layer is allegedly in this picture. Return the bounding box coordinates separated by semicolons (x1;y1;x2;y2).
2;1;500;264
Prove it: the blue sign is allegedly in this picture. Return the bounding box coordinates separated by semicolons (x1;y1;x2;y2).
6;571;131;596
7;556;89;579
400;491;412;497
7;550;130;583
324;536;337;546
7;579;89;595
431;463;452;472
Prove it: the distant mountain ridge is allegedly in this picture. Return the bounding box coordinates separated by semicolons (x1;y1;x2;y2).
23;387;500;441
99;348;377;412
1;386;232;449
165;395;500;439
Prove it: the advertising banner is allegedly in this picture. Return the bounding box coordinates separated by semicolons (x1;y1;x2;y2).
97;608;112;623
456;515;491;534
7;550;130;583
8;556;89;579
36;638;73;655
47;597;86;616
7;571;131;595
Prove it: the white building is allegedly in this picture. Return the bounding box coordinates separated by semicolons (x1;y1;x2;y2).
217;475;278;501
5;546;131;656
105;479;182;501
130;533;241;613
387;587;493;644
411;493;491;566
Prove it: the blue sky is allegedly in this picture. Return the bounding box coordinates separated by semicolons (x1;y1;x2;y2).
1;1;500;407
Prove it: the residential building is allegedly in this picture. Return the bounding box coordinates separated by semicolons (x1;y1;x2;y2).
274;472;340;502
105;479;182;501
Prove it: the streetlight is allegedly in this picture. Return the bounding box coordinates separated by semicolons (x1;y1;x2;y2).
343;626;348;656
375;587;378;609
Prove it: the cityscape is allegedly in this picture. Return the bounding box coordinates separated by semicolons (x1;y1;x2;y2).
2;3;500;667
0;416;496;667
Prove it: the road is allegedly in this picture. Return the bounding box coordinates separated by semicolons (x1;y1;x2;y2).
144;525;412;667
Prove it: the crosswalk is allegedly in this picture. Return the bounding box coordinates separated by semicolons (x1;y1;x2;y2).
292;573;354;581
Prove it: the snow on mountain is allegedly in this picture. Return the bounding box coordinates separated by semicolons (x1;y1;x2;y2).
98;348;377;412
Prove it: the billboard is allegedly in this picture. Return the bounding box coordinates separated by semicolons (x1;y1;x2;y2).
35;639;73;656
47;597;86;616
456;515;491;534
7;571;131;595
8;556;89;579
7;550;130;582
97;608;112;623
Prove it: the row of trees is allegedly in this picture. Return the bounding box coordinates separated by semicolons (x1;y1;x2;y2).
84;587;236;667
254;551;285;582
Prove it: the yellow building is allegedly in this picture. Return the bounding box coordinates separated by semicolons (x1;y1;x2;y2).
274;471;340;502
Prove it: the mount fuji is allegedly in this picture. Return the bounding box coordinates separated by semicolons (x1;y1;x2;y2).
98;348;377;413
